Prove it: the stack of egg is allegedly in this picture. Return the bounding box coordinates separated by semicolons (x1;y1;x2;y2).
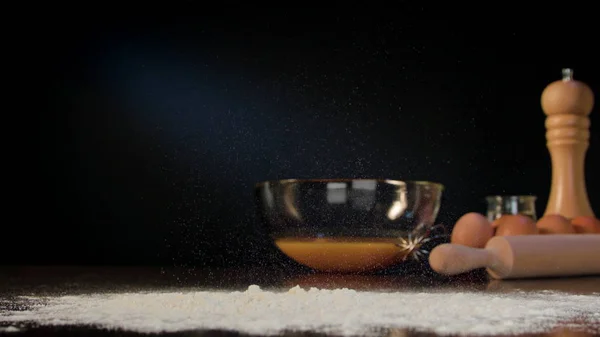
449;212;600;249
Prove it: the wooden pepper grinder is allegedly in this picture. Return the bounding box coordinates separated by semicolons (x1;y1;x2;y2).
541;69;595;218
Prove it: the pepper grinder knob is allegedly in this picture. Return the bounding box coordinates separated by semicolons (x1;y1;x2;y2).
541;69;595;218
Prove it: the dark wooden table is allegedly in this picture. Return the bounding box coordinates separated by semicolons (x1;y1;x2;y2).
1;266;599;336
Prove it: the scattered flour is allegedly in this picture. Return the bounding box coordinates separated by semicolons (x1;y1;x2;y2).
0;326;20;333
1;285;599;336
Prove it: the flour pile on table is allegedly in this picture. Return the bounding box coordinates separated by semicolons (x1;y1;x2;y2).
1;285;599;336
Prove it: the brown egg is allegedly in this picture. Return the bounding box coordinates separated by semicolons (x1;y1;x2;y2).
450;212;494;248
571;216;600;234
494;214;538;236
536;214;575;234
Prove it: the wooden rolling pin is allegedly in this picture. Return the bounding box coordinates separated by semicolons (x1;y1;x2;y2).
429;234;600;279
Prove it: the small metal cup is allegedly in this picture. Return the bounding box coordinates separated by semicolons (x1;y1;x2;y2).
485;195;537;222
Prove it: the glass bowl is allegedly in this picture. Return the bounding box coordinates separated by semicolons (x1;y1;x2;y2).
255;179;444;273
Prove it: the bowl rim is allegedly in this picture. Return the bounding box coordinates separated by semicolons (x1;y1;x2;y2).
255;179;444;190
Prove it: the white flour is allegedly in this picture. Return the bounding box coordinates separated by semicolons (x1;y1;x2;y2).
1;285;599;336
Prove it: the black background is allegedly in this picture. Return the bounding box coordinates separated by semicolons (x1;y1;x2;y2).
12;5;600;268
